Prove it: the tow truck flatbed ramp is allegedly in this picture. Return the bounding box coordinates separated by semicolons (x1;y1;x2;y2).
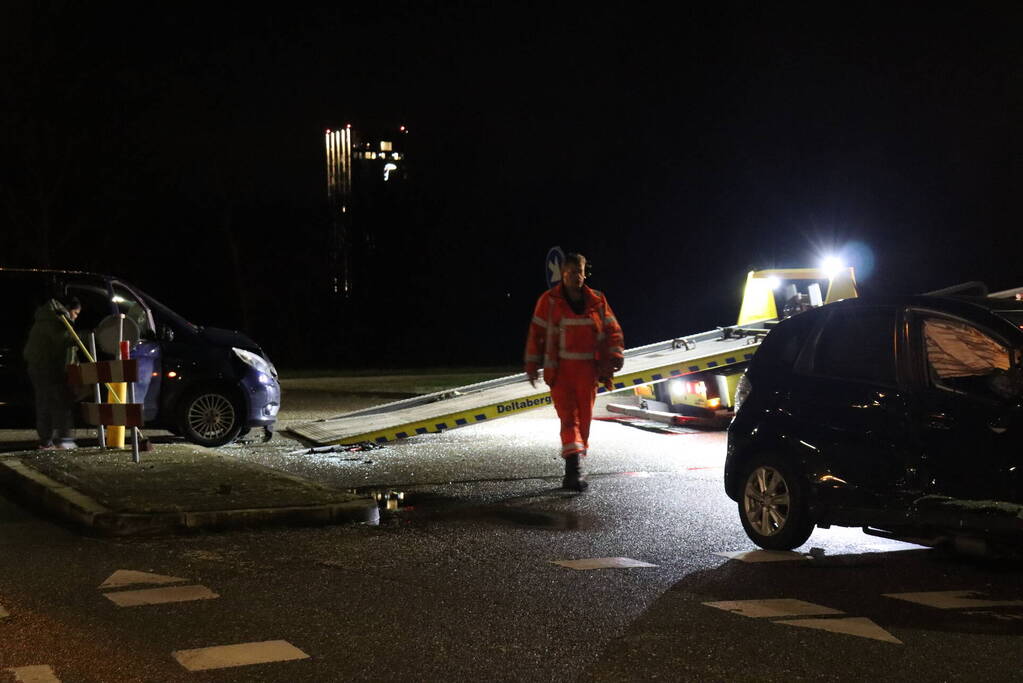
287;327;766;446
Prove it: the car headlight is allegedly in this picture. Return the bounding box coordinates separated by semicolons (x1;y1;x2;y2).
232;347;278;383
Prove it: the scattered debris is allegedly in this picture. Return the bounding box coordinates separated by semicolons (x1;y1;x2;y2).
287;442;383;456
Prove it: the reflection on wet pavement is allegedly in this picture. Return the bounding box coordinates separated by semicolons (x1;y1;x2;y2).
362;485;590;530
371;489;405;511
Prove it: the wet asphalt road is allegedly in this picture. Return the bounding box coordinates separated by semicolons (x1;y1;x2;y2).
2;390;1023;681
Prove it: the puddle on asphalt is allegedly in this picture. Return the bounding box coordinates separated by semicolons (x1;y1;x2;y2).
361;487;590;529
361;489;458;513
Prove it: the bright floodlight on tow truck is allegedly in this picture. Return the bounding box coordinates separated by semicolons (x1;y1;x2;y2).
821;256;845;279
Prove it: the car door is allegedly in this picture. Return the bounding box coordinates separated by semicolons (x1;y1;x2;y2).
906;310;1023;502
111;282;162;422
785;305;914;517
65;279;163;423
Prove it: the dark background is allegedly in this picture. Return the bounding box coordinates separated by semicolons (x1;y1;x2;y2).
3;3;1021;368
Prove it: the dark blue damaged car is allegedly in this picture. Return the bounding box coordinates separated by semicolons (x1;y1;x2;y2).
725;292;1023;554
0;269;280;447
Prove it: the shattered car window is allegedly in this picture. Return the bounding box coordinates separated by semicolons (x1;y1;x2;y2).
922;317;1023;400
923;318;1008;378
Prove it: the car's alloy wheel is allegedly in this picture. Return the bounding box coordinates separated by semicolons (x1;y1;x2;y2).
739;460;813;550
179;389;242;447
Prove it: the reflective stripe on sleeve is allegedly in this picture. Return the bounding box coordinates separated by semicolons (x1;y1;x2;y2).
525;354;542;363
532;316;549;328
561;318;595;326
608;347;624;355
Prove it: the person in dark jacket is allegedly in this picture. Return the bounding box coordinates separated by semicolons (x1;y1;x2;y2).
23;296;81;449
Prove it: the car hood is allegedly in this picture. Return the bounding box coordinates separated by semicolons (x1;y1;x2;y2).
200;326;262;353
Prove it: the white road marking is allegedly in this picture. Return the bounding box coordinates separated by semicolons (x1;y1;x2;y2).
99;570;187;590
552;557;658;570
714;550;810;563
6;665;62;682
103;585;219;607
703;599;844;619
883;590;1023;610
776;617;903;644
172;640;309;671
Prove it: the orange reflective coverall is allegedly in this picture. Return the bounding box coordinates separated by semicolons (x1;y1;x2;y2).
524;284;624;458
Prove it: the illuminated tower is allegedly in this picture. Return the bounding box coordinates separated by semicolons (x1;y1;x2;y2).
324;123;409;298
325;126;353;297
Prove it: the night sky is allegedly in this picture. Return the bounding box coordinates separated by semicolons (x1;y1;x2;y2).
3;4;1022;368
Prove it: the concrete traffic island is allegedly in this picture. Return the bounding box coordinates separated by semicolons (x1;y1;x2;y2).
0;444;379;535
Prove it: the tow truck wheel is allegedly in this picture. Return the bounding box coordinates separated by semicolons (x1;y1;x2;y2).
739;458;813;550
177;387;243;447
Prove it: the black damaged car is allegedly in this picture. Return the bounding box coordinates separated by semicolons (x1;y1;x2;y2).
725;292;1023;554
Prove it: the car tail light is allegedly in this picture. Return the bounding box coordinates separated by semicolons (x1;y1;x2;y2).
733;372;752;414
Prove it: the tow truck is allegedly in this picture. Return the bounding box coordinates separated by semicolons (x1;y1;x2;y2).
607;267;859;428
287;266;858;446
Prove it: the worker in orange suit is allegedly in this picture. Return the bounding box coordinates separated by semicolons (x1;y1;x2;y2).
524;253;625;491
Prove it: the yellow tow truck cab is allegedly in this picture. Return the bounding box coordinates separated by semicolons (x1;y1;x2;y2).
630;266;858;426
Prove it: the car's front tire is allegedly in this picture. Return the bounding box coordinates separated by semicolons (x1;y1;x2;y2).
739;457;814;550
177;387;243;447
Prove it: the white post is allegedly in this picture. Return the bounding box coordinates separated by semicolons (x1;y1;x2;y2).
119;315;141;464
127;380;140;464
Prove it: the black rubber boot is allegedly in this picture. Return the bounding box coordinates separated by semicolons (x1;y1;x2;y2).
562;453;589;492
